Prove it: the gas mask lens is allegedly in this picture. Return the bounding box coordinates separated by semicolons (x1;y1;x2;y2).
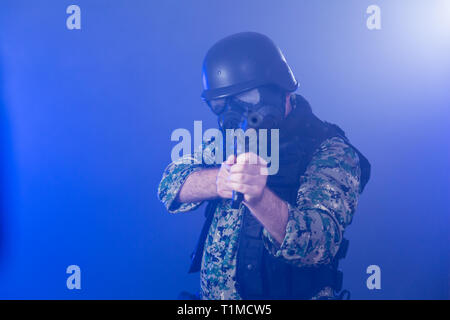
207;98;226;115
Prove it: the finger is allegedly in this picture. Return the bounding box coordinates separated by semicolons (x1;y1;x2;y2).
225;154;236;165
226;182;259;195
236;152;268;166
217;179;234;192
259;166;269;176
229;163;262;175
236;152;258;165
221;154;235;172
217;166;230;179
217;181;233;192
228;173;254;184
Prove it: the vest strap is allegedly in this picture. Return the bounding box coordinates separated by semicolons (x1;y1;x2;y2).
188;200;219;274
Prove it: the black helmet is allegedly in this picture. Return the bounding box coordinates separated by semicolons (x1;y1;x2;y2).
201;32;298;101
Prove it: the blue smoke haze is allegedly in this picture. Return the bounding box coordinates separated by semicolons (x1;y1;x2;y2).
0;0;448;299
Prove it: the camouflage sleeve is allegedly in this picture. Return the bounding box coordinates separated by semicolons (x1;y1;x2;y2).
157;139;219;213
262;136;361;266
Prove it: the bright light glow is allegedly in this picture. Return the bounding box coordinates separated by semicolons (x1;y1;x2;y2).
434;0;450;33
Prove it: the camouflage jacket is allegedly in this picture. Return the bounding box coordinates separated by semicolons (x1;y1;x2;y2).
158;136;361;300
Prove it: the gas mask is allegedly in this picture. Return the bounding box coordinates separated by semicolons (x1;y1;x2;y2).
207;86;286;131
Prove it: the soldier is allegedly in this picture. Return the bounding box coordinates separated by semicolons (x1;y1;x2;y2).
158;32;371;300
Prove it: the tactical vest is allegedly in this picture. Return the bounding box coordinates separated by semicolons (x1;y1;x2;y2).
189;94;371;300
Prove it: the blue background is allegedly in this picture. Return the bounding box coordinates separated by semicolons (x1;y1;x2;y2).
0;0;448;299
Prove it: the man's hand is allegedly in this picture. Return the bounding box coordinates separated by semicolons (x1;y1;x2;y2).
215;155;235;199
177;152;287;245
216;152;287;244
216;152;269;206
